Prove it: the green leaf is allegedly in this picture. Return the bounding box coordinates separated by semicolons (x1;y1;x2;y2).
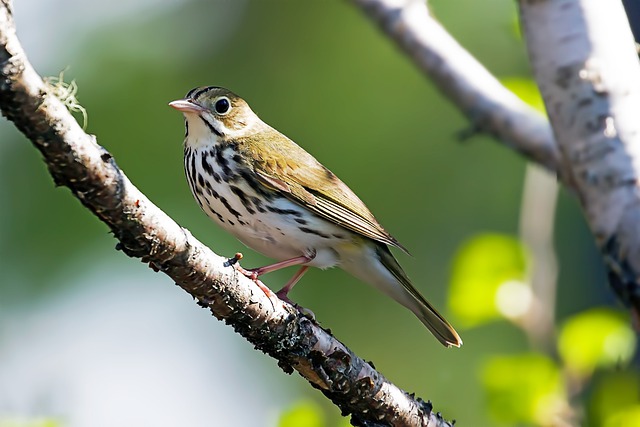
449;233;529;327
590;370;640;426
558;308;636;378
278;401;325;427
481;353;566;425
501;77;546;114
604;405;640;427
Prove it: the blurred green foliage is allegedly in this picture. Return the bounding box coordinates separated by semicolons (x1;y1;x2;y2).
278;401;325;427
277;401;351;427
449;233;529;327
501;77;546;114
457;233;637;426
1;0;637;426
602;405;640;427
590;371;640;427
559;308;636;378
482;354;566;425
453;74;638;426
0;419;60;427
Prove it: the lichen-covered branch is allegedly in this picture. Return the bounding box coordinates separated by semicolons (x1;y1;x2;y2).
351;0;564;182
0;1;453;426
519;0;640;312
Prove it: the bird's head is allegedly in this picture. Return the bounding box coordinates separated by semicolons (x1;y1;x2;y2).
170;86;261;146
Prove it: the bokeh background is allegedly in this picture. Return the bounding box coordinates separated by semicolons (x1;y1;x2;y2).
1;1;637;426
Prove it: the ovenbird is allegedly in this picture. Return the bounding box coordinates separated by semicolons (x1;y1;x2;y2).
170;86;462;347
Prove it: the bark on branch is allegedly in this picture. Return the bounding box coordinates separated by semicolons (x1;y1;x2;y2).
353;0;640;313
0;1;454;426
519;0;640;312
351;0;564;181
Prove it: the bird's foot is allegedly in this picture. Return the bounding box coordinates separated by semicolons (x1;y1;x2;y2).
275;289;316;321
227;253;260;280
253;278;279;311
225;253;277;308
225;253;314;319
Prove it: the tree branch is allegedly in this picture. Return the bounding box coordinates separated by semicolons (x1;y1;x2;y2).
0;1;454;426
352;0;640;314
519;164;559;352
351;0;565;182
519;0;640;312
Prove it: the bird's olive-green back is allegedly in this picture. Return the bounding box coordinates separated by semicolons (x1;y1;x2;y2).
192;86;407;252
239;128;407;252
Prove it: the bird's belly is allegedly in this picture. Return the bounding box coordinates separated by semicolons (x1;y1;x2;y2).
192;179;351;269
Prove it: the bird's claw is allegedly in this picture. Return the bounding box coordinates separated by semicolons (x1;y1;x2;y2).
225;252;314;319
275;290;315;320
296;305;316;321
226;253;278;308
228;253;262;281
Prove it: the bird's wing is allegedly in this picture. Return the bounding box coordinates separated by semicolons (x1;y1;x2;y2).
244;130;408;253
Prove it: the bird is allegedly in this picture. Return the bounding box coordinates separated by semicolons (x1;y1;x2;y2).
169;86;462;347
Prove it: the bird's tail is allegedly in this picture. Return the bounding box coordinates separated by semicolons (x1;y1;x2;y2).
340;241;462;347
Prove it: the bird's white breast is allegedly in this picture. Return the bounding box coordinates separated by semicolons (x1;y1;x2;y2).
184;143;351;269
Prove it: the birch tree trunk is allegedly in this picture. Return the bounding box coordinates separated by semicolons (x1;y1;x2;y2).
519;0;640;312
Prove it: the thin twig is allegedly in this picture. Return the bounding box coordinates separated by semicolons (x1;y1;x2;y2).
519;164;559;352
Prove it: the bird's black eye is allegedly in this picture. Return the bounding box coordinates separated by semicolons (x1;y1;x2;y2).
214;97;231;114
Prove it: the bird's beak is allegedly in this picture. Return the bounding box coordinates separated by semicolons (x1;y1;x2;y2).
168;99;205;113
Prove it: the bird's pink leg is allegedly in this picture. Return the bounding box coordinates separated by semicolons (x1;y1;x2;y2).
242;255;313;279
231;254;314;306
276;266;309;304
277;266;315;319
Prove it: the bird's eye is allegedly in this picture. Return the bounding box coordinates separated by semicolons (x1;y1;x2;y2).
214;97;231;114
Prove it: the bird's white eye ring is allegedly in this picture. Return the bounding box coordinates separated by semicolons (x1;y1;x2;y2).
214;97;231;115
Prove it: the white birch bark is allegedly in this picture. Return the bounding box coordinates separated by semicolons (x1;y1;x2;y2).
519;0;640;309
